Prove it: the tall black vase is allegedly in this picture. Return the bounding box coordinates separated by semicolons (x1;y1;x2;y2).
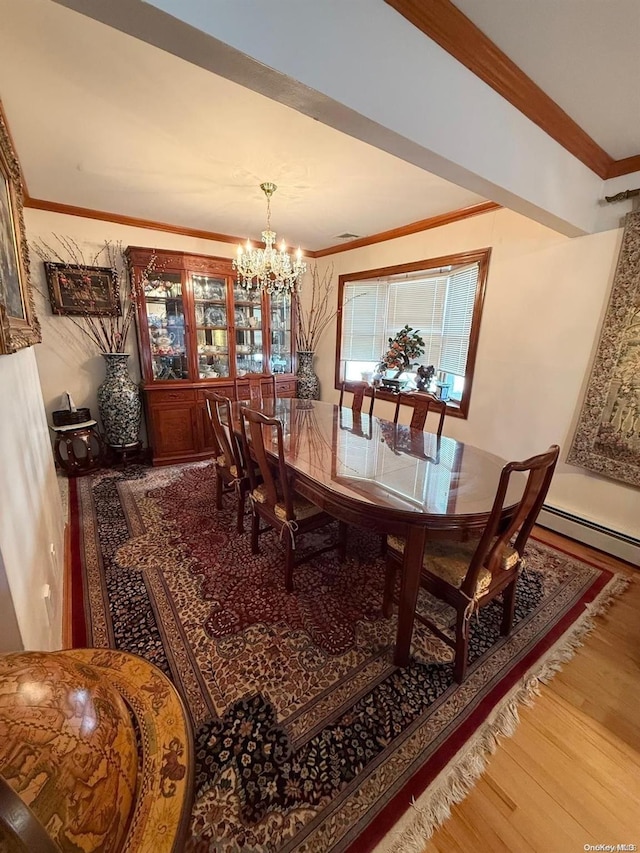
296;351;320;400
97;353;141;447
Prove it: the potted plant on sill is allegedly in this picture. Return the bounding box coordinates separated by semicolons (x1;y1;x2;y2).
377;325;425;393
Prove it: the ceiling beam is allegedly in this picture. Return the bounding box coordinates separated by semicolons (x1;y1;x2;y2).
384;0;615;180
52;0;621;236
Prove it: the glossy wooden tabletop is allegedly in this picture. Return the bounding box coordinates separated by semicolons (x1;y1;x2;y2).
233;398;524;526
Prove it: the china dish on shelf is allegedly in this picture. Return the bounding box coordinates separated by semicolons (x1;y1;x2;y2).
234;308;249;327
205;306;226;326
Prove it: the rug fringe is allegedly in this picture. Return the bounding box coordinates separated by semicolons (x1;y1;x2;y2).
382;572;632;853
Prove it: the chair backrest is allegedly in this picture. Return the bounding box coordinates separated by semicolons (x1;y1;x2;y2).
394;391;446;435
239;405;295;520
339;381;374;417
461;445;560;597
204;390;243;472
235;373;277;405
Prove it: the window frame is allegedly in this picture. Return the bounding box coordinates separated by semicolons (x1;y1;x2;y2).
334;248;491;419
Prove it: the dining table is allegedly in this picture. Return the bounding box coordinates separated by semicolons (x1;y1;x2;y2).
230;397;525;667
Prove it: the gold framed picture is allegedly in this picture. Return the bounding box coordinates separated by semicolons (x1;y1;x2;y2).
0;98;40;354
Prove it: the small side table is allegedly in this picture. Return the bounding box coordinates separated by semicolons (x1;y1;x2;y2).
50;420;104;476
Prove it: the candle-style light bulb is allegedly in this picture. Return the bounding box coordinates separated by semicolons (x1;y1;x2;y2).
280;239;286;253
237;244;243;257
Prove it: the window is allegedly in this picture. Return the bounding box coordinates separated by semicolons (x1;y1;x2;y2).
336;249;491;418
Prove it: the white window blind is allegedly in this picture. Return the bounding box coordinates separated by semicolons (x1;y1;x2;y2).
440;264;479;376
386;277;447;368
342;282;387;361
341;260;480;377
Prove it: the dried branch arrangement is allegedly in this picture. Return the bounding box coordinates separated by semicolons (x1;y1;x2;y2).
32;236;155;353
294;263;362;353
294;263;337;353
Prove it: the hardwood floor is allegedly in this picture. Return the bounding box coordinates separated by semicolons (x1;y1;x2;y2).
423;527;640;853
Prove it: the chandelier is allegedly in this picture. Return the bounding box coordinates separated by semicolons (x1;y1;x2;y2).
233;182;306;294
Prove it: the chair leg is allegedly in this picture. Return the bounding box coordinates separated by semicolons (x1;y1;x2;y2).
337;521;348;561
501;578;517;636
382;561;396;618
453;609;469;683
284;529;294;593
251;510;260;554
215;468;223;511
235;487;245;534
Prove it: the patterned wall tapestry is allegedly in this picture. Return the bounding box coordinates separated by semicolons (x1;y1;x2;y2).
568;210;640;487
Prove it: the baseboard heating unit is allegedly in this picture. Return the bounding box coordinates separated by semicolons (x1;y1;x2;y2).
538;505;640;567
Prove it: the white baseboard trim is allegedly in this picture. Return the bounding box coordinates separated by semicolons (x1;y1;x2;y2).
538;505;640;567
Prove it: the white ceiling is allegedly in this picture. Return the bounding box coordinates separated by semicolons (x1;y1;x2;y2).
0;0;637;251
452;0;640;161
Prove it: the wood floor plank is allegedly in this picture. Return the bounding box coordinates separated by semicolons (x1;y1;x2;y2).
422;528;640;853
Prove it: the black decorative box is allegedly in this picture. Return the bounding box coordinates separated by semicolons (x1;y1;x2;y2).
52;407;91;426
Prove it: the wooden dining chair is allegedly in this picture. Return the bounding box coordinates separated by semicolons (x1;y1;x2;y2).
239;405;348;593
383;444;560;683
204;390;251;533
235;373;277;405
394;391;446;435
338;380;374;418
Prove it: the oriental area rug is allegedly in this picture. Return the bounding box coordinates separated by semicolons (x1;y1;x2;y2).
69;462;627;853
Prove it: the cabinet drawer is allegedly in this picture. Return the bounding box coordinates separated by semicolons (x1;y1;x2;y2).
197;385;234;402
147;388;196;404
276;380;297;396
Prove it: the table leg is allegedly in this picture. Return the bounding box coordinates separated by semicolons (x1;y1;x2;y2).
393;524;426;667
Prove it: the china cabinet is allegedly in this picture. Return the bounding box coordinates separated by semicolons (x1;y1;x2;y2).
126;247;297;465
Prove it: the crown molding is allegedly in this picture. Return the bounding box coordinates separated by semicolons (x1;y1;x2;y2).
314;202;501;257
23;194;249;248
606;154;640;180
384;0;639;180
23;195;500;258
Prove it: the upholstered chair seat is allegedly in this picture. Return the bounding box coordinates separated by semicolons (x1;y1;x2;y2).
252;484;325;522
387;534;519;596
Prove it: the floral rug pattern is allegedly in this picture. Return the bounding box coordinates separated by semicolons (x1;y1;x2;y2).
71;462;613;852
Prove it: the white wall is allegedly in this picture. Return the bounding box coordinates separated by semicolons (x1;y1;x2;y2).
309;207;639;543
0;347;64;649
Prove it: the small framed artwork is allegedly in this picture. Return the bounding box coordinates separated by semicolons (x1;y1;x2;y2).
45;262;120;316
0;99;41;354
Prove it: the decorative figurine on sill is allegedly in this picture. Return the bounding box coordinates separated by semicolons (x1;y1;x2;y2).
376;325;426;379
415;364;435;392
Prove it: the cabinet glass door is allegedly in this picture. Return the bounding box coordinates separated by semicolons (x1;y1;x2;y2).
192;275;230;379
233;283;263;376
144;272;189;380
270;292;292;374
